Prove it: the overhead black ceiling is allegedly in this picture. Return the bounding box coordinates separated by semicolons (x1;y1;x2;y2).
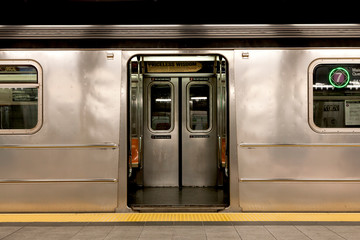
2;0;360;25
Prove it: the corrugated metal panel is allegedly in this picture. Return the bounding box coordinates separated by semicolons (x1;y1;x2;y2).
0;24;359;39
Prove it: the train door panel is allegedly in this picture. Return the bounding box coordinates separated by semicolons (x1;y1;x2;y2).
143;78;179;187
143;77;218;187
182;78;217;186
129;75;143;182
217;69;228;178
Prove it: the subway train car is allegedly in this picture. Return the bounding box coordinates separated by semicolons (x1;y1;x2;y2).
1;25;360;212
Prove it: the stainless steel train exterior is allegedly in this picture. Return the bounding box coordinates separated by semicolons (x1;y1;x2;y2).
1;25;360;212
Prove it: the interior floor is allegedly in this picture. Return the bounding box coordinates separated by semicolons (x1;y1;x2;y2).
128;186;229;211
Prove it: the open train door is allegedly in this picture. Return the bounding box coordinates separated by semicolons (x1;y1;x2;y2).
217;56;229;187
128;56;144;185
127;55;229;211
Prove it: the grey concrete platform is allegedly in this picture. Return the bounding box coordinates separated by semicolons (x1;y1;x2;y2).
1;222;360;240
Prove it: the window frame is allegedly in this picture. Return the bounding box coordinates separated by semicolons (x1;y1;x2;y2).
309;58;360;133
186;81;212;133
147;81;174;133
0;60;43;135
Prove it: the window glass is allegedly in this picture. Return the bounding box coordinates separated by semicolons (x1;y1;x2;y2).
189;84;210;131
313;64;360;128
0;65;37;83
150;84;172;131
0;65;39;131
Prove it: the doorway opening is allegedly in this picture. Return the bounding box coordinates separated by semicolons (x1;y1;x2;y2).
127;55;229;211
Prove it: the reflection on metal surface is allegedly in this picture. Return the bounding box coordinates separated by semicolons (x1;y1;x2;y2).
0;51;120;212
235;49;360;212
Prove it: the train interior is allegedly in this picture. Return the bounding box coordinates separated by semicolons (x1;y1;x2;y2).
127;55;229;211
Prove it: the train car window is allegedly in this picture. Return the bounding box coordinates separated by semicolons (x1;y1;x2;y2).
188;83;211;132
150;83;172;131
310;62;360;132
0;63;42;134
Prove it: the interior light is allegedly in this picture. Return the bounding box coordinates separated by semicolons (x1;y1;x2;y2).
155;99;171;102
191;97;207;100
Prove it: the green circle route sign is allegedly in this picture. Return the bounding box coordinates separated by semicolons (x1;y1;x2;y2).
329;67;350;88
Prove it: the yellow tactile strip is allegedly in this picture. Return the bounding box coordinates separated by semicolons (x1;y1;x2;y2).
1;213;360;222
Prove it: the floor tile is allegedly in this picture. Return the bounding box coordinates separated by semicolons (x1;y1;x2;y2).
139;226;173;239
138;226;173;240
2;223;360;240
295;225;346;240
265;225;310;240
235;225;276;240
0;226;23;239
205;226;241;239
105;225;143;240
2;226;53;240
172;237;206;240
34;226;82;240
173;225;206;236
71;226;113;240
325;225;360;240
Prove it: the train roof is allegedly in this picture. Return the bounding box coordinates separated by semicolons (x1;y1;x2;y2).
0;0;360;43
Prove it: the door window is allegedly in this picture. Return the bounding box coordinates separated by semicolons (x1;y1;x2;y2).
149;83;173;131
188;83;211;132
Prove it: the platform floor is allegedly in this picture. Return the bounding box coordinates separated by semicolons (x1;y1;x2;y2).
1;222;360;240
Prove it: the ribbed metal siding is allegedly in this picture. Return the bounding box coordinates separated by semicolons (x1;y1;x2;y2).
0;24;359;39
